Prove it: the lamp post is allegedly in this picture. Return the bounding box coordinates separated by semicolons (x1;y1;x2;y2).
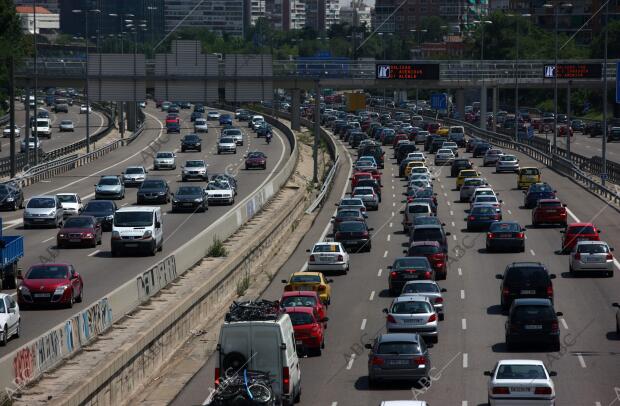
474;19;492;130
602;0;609;185
108;13;135;54
513;13;531;142
73;8;101;154
32;0;38;165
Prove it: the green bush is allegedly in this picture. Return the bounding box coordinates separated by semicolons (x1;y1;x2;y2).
207;236;228;257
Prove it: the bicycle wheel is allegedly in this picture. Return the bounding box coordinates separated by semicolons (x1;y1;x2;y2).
247;382;272;403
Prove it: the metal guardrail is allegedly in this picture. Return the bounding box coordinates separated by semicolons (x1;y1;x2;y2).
0;114;8;126
306;155;340;214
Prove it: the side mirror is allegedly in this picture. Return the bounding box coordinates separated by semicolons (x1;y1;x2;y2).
522;191;526;194
399;210;404;214
8;308;15;314
281;279;287;283
327;279;334;283
495;274;503;279
598;229;602;233
483;371;492;376
382;308;388;314
499;200;504;203
155;221;161;229
612;302;620;308
611;247;615;252
560;230;565;233
368;228;374;231
387;265;393;269
445;232;451;236
364;343;373;349
562;204;567;207
464;218;468;221
556;311;563;317
441;288;447;292
549;371;557;377
550;274;556;279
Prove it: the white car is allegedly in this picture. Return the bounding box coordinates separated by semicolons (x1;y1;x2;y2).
307;241;350;274
408;166;431;179
153;151;177;170
380;402;427;406
194;118;208;133
59;120;75;132
205;180;235;205
569;240;614;276
485;359;556;406
79;104;91;114
56;193;83;217
2;125;20;138
122;166;147;186
407;152;426;163
434;149;455;165
181;159;209;182
32;118;51;138
207;111;220;120
217;136;237;154
0;293;20;345
414;130;430;144
250;115;265;130
20;137;42;153
470;194;502;210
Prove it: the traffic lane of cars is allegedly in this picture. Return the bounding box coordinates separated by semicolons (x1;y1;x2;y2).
0;108;289;354
537;129;620;162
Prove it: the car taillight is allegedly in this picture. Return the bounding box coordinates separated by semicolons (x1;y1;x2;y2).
214;367;220;388
468;216;475;221
502;288;510;297
387;315;396;323
335;232;343;239
535;387;552;395
516;232;524;238
371;356;384;365
424;271;432;279
551;321;559;333
427;314;437;322
413;356;426;365
487;232;494;239
434;297;444;304
492;387;510;395
390;271;398;278
574;252;581;260
547;285;553;298
309;255;315;262
607;253;614;260
494;214;501;219
431;253;444;260
283;367;290;394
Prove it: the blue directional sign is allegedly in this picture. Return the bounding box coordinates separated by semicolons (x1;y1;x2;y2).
616;62;620;104
431;93;447;110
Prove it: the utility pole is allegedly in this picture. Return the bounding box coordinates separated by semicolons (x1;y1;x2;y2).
9;56;16;178
602;0;609;185
33;1;38;165
24;87;30;166
567;80;571;156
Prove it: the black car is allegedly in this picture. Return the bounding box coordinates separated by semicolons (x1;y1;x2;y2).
256;122;272;138
172;186;208;212
424;134;443;152
332;208;367;233
387;257;434;295
350;132;367;148
429;138;448;154
359;144;385;168
394;143;418;164
609;127;620;142
505;298;562;351
486;221;526;252
356;179;382;202
409;224;450;253
166;122;181;134
168;104;180;113
238;111;251;121
81;200;117;231
190;111;203;122
181;134;202;152
570;119;585;133
333;220;373;253
472;142;491;157
523;183;556;209
585;122;603;137
450;158;473;177
496;262;556;311
179;101;191;109
0;182;24;210
194;104;205;113
137;178;170;204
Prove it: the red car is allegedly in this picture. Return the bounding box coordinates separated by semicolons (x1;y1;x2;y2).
280;291;327;324
558;125;573;137
531;199;568;227
350;172;373;189
244;151;267;170
364;168;383;185
392;134;408;148
284;307;326;356
561;222;601;253
165;114;180;125
17;263;83;308
405;241;447;280
57;215;102;248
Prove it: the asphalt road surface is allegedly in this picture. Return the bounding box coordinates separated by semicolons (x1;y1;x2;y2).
173;125;620;406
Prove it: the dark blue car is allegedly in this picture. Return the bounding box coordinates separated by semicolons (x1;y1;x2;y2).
219;114;233;126
523;183;556;209
466;205;501;231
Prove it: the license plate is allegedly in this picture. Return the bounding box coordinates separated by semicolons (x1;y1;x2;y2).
33;293;50;298
319;255;332;262
545;209;556;213
69;239;81;243
524;324;543;330
34;219;44;222
585;256;603;263
389;359;409;366
125;243;138;248
404;319;422;324
499;233;512;238
403;273;418;279
479;216;490;220
297;286;314;291
295;340;303;345
520;289;536;295
183;203;194;206
510;387;531;392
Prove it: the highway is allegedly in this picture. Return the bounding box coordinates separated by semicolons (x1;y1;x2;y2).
2;102;107;158
173;121;620;405
0;105;290;354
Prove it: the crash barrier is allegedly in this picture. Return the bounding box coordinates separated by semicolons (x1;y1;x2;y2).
0;109;299;404
0;114;8;126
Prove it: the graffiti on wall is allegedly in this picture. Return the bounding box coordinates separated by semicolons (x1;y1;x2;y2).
136;255;177;302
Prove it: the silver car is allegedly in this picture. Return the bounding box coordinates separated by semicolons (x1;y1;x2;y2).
3;125;20;138
20;137;41;153
483;148;504;166
59;120;74;132
400;281;446;321
182;160;208;181
384;295;438;343
194;118;208;133
459;178;488;202
153;151;177;170
217;137;237;154
94;175;125;199
366;333;432;386
495;154;519;173
222;128;243;146
23;195;64;228
352;186;379;210
569;241;615;276
122;166;147;186
434;149;455;166
337;197;367;213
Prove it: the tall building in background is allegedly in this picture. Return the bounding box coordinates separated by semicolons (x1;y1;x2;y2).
340;0;372;28
305;0;340;32
249;0;267;25
265;0;305;31
16;5;59;34
164;0;245;35
14;0;59;14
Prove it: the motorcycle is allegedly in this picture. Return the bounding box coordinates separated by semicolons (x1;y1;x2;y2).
265;132;272;144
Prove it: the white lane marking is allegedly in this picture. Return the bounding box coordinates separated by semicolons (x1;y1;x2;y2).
346;354;356;370
88;249;100;257
530;249;536;256
392;202;395;207
392;194;396;198
460;289;465;299
41;236;55;243
447;201;451;206
443;192;447;197
392;185;394;190
577;354;587;368
595;402;601;406
163;212;168;216
462;353;468;368
121;202;128;207
452;235;457;241
560;318;569;330
377;268;382;277
450;210;454;216
451;221;455;227
383;250;388;258
360;319;367;330
441;184;445;189
331;403;338;406
462;402;468;406
462;318;467;330
389;222;393;228
458;267;462;276
566;207;620;270
369;291;375;301
391;211;395;217
507;209;512;215
387;234;391;242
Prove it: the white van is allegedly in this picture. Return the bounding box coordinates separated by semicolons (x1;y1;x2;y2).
111;206;163;256
216;302;302;405
32;118;52;139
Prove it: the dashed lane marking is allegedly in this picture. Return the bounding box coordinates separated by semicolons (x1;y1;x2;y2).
463;353;468;368
461;289;465;299
369;291;375;301
560;318;569;330
530;249;536;256
387;234;391;242
458;267;463;276
577;354;587;368
88;249;100;257
383;250;388;258
377;268;382;277
346;354;356;370
360;319;367;330
462;318;467;330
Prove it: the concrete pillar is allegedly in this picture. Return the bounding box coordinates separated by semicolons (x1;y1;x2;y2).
291;88;301;131
492;86;498;132
456;89;465;121
480;85;487;131
126;102;137;132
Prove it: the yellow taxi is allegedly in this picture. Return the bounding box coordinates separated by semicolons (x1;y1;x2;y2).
517;167;541;189
436;127;450;136
404;161;426;178
456;169;481;190
282;272;333;304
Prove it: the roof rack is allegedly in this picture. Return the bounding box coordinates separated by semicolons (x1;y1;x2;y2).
225;299;282;323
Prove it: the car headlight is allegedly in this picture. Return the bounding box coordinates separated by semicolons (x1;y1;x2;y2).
6;197;14;202
106;214;114;220
18;285;30;295
172;198;179;203
194;198;202;202
54;285;69;295
158;192;165;195
143;230;152;239
59;233;65;238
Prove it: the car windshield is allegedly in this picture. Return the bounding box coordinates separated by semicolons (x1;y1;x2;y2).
377;341;420;355
177;187;202;195
141;181;165;189
282;296;317;307
27;265;68;280
184;135;200;141
220;137;234;143
206;182;229;190
530;184;553;192
513;305;555;321
125;167;144;174
496;364;547;380
98;178;119;186
64;216;93;228
402;283;440;294
84;201;114;213
521;168;539;175
61;120;72;125
290;274;321;283
501;156;517;161
56;194;77;203
505;267;548;284
472;206;496;215
408;205;430;213
313;244;341;253
539;201;561;207
391;301;433;314
412;229;442;241
248;152;265;159
338;222;366;232
114;211;153;227
489;222;520;232
577;243;609;254
28;198;55;208
394;257;428;269
185;161;204;167
156;153;174;158
568;225;596;234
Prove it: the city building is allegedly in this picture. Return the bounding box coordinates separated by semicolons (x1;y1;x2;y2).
340;0;372;28
14;0;59;14
249;0;267;25
16;5;59;35
265;0;306;31
163;0;245;35
305;0;340;32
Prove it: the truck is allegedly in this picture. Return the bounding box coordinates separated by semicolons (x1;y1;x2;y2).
0;221;23;290
345;92;366;113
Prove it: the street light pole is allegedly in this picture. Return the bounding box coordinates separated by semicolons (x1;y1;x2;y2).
553;5;558;153
514;16;520;142
602;0;609;185
33;0;38;165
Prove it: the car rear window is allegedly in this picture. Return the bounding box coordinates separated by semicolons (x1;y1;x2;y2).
408;205;430;213
412;229;443;241
512;305;555;321
391;301;433;314
288;312;315;326
290;275;321;283
281;296;317;307
460;170;478;177
489;222;520;232
338;222;366;232
496;364;546;380
505;267;549;284
472;206;496;215
313;244;341;253
340;199;362;206
568;226;596;234
521;168;539;175
402;283;440;294
475;196;497;203
337;210;361;218
377;342;420;355
27;265;68;279
393;257;429;269
539;201;561;208
577;243;609;254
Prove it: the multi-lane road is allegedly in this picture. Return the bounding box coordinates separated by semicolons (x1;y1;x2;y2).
2;103;107;158
173;120;620;405
0;105;289;354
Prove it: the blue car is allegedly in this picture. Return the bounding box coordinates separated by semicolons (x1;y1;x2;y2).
523;182;556;209
219;114;233;126
466;204;501;231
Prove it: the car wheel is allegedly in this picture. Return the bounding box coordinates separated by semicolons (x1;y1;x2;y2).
607;271;614;277
67;293;74;309
551;340;561;352
150;242;157;256
76;287;83;303
245;165;249;170
91;238;97;248
439;313;445;321
14;320;20;338
431;336;438;344
505;337;513;351
182;177;187;182
368;376;377;388
111;248;118;257
0;326;7;346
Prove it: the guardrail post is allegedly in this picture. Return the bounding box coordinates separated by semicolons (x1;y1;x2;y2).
480;85;488;131
313;81;320;183
291;88;301;131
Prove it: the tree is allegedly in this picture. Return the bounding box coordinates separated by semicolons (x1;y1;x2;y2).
590;20;620;59
419;16;448;42
0;0;28;112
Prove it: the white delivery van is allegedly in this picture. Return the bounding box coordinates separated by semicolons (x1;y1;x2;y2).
32;118;52;139
111;206;163;256
216;300;302;405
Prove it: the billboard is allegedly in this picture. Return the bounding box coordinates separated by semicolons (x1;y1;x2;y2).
543;63;602;79
376;64;440;80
